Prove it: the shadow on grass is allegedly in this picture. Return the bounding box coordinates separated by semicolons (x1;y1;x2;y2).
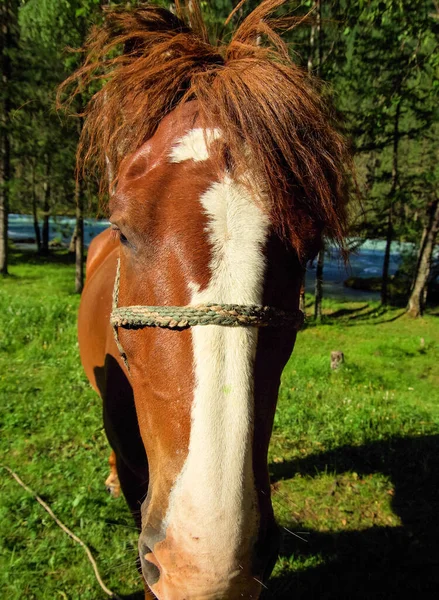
9;247;76;266
303;305;408;329
264;435;439;599
325;303;371;319
330;305;408;325
112;436;439;599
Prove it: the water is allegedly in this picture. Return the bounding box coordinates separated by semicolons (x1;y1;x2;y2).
304;240;406;300
8;214;407;300
8;214;110;248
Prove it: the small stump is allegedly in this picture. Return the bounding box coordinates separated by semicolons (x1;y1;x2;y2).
331;351;344;370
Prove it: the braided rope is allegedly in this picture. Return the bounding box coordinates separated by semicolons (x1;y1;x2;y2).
111;304;304;330
111;258;304;369
111;258;129;365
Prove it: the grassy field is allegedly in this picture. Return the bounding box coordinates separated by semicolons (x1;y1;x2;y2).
1;250;438;600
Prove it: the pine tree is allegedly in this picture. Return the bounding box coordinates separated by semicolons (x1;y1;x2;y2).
0;0;18;275
342;0;439;305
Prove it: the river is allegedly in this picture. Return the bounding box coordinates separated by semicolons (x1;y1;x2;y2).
8;214;407;300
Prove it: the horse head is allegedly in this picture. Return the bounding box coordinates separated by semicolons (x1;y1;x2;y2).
109;101;307;598
65;2;350;598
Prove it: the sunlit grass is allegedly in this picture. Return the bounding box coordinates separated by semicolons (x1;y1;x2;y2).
1;250;438;599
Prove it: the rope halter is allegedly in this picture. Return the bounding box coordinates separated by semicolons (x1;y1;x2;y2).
110;258;305;370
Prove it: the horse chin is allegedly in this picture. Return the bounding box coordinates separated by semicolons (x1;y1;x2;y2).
146;570;263;600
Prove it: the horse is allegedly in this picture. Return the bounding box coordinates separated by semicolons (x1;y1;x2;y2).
64;1;350;598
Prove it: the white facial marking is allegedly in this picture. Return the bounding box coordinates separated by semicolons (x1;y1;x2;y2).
169;128;221;163
163;175;270;577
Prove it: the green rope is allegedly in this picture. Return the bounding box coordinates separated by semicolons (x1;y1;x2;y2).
111;258;304;370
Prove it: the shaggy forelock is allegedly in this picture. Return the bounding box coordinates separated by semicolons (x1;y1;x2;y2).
58;0;351;259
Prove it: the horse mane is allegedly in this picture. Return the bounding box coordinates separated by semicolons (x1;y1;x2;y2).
58;0;351;259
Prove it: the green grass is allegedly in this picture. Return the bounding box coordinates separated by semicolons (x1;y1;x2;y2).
1;250;438;599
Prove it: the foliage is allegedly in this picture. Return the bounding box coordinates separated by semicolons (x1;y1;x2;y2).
341;0;439;241
9;0;115;222
1;253;438;598
5;2;439;274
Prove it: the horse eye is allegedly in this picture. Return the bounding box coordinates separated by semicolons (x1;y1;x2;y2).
110;224;129;245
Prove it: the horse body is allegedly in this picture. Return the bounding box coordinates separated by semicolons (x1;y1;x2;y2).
79;102;302;598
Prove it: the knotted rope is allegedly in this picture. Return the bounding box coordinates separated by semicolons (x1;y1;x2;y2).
111;258;304;369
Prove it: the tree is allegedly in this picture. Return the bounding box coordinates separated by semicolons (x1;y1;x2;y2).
0;0;18;275
308;0;325;320
18;0;105;290
341;0;439;305
407;198;439;316
405;123;439;316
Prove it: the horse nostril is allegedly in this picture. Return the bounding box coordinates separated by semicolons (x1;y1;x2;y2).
140;541;153;557
139;542;161;586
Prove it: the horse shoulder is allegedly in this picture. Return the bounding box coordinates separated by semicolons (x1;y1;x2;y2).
85;227;116;281
78;229;121;392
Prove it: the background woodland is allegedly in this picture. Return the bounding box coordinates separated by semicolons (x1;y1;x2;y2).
1;0;438;316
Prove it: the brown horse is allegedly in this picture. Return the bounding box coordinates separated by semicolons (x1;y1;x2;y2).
65;1;350;598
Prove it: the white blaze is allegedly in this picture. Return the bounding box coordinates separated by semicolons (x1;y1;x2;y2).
169;127;222;163
163;174;270;576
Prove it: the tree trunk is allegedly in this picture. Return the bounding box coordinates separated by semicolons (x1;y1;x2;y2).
41;156;52;255
75;178;84;293
69;221;77;254
307;0;322;76
299;272;306;314
381;206;393;305
381;85;401;305
407;198;439;317
308;1;324;319
0;1;13;275
74;110;85;293
307;14;316;73
31;163;41;251
0;112;10;274
314;246;325;321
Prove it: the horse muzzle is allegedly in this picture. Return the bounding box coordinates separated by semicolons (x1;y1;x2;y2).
138;531;268;600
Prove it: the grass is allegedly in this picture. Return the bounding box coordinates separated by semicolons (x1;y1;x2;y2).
269;300;439;599
1;249;438;599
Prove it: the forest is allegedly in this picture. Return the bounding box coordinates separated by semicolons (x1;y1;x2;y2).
1;0;438;317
